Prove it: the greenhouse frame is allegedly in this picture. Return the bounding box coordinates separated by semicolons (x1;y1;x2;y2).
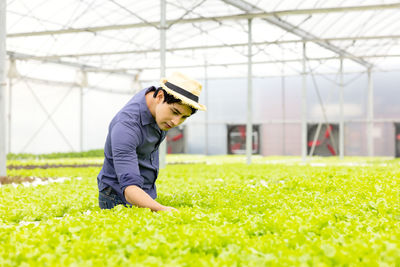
1;0;400;176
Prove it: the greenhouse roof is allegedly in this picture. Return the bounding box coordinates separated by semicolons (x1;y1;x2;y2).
6;0;400;79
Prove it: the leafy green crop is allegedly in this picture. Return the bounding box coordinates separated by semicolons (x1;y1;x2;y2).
6;149;104;160
1;156;400;266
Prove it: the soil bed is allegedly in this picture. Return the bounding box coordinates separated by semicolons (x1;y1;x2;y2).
0;176;49;185
7;162;199;170
7;163;102;170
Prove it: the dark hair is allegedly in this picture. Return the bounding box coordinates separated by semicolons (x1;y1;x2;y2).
151;87;197;115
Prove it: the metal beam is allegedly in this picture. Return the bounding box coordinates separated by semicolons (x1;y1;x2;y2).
367;68;374;157
339;58;344;159
24;35;400;60
246;19;253;165
281;55;286;156
6;51;134;76
6;51;399;82
0;0;6;176
78;70;87;152
7;3;400;38
7;72;12;154
89;54;400;73
17;75;135;94
301;42;307;161
159;0;167;169
188;118;400;125
221;0;373;68
204;59;209;155
80;85;84;152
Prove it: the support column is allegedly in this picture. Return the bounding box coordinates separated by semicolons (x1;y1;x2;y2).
0;0;7;176
159;0;167;168
77;69;87;152
7;58;19;154
301;42;307;161
281;55;286;155
79;77;84;152
246;19;253;165
367;68;374;157
7;63;12;154
339;58;344;159
204;59;208;155
80;86;84;152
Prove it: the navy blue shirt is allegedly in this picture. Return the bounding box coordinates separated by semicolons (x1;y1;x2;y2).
97;87;167;205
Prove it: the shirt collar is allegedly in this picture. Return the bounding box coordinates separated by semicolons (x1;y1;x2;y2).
139;86;158;127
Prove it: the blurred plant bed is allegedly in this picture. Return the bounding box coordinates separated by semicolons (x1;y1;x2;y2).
7;163;102;170
7;149;104;160
0;176;48;185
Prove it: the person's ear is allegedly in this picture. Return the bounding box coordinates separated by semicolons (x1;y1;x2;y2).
156;90;164;104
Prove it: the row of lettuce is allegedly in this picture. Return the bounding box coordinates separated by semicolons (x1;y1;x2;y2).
1;160;400;265
6;149;105;160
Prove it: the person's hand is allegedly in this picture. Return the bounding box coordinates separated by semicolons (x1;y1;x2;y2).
159;205;178;212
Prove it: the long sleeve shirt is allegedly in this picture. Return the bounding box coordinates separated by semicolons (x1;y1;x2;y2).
97;87;167;205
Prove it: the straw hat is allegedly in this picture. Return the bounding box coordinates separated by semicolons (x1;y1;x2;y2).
160;72;207;111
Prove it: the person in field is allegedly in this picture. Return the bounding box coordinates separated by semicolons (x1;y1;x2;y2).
97;72;206;211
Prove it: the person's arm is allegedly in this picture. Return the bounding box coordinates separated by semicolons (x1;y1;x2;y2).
124;185;177;212
110;121;176;212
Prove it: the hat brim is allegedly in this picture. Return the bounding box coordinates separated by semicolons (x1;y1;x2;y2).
160;81;207;111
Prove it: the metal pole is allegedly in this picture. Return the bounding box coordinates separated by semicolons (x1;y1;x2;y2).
0;0;7;176
204;59;208;155
301;42;307;161
367;68;374;157
7;73;12;154
159;0;167;168
80;86;84;152
246;19;253;164
339;58;344;158
281;58;286;155
9;3;400;39
78;69;87;152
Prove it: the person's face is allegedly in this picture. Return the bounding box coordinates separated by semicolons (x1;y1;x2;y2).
154;92;192;131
